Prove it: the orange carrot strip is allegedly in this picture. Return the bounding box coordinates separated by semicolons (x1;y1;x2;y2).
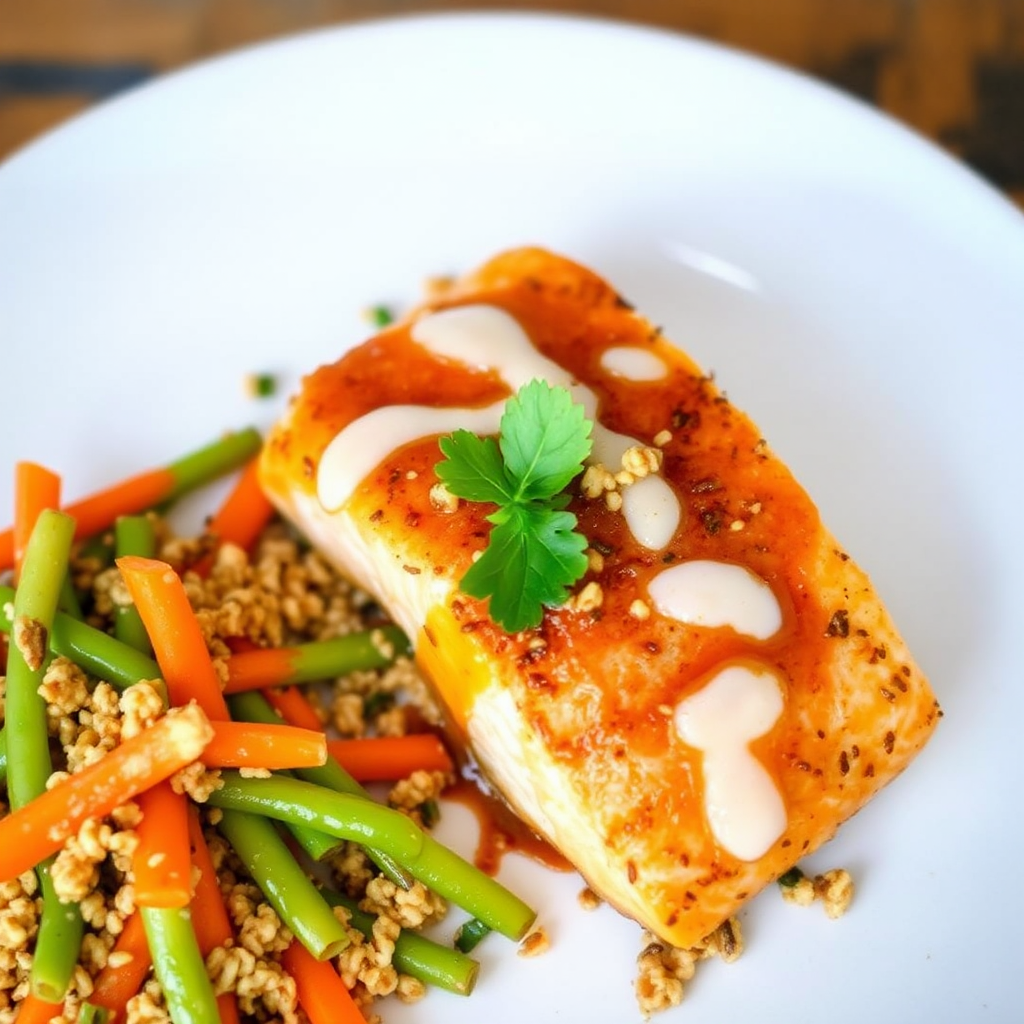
15;993;63;1024
116;556;230;720
133;781;192;908
261;686;323;733
0;704;212;882
187;808;234;951
89;910;152;1016
0;468;176;572
205;458;275;554
224;646;295;691
187;809;242;1024
202;720;327;770
13;463;61;581
281;939;366;1024
326;735;455;782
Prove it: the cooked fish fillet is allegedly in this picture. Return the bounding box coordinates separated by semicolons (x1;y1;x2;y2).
260;248;940;948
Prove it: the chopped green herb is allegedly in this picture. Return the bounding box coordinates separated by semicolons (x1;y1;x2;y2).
777;866;805;888
454;917;492;954
245;372;278;398
436;380;593;633
367;304;396;328
363;691;396;719
419;798;440;829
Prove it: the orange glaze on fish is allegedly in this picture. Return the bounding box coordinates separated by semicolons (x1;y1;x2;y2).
260;248;941;948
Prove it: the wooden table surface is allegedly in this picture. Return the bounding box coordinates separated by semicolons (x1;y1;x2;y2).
0;0;1022;209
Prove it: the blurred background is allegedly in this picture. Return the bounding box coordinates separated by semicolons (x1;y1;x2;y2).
0;0;1022;208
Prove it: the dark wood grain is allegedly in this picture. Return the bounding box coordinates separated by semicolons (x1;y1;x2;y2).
1;0;1021;206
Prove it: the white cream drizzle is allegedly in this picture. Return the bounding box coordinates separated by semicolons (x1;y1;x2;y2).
600;346;668;381
674;664;786;861
317;304;681;550
647;559;782;640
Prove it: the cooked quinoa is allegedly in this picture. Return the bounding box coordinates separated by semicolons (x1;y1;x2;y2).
0;518;448;1024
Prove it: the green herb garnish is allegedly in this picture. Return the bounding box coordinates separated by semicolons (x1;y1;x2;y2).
435;379;593;633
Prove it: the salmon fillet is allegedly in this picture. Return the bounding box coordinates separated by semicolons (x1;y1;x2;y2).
260;247;940;948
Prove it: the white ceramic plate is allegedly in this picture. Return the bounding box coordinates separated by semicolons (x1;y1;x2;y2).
2;12;1023;1024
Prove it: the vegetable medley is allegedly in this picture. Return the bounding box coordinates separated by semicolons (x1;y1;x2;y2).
0;430;535;1024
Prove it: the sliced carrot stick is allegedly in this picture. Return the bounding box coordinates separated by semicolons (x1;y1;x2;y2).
205;458;275;554
261;686;323;733
0;427;263;573
0;468;175;573
133;781;192;908
326;735;454;782
15;993;63;1024
89;909;152;1016
0;704;212;882
201;720;327;770
13;462;61;581
116;556;230;720
187;808;233;951
187;809;242;1024
280;939;366;1024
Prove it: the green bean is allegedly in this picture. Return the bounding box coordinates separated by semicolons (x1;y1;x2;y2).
0;586;165;698
32;864;84;1002
207;773;536;941
163;427;262;501
113;515;155;654
215;808;350;960
6;510;85;1002
77;1002;110;1024
265;626;411;685
228;691;411;887
454;917;492;954
141;906;220;1024
58;573;83;620
6;511;75;809
321;888;479;995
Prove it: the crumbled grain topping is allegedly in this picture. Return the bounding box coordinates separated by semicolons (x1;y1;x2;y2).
517;927;550;958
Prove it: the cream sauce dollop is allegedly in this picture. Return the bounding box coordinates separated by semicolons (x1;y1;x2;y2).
674;664;787;861
647;560;782;640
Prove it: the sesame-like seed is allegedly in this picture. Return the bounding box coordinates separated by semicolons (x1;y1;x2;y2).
629;599;651;620
586;549;605;574
428;482;459;514
574;581;604;613
729;520;745;532
653;429;672;447
749;502;762;514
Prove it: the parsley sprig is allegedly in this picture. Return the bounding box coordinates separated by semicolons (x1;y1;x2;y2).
435;380;594;633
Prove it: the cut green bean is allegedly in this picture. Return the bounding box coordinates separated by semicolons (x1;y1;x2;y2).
0;586;165;698
321;888;479;995
454;917;492;954
207;773;536;941
228;691;411;887
216;808;350;960
164;427;262;501
141;906;220;1024
6;511;76;809
273;626;412;685
113;515;156;654
58;573;82;620
32;863;84;1002
77;1002;110;1024
5;510;85;1003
